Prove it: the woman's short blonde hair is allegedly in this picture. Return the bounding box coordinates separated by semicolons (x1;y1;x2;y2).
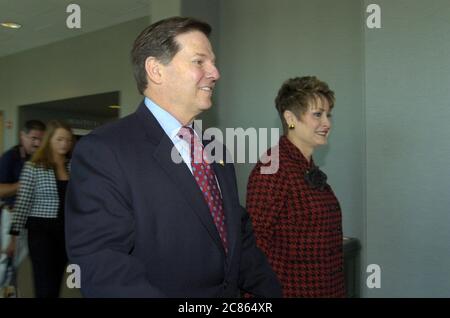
275;76;335;132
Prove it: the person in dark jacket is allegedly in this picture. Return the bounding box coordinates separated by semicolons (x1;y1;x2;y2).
0;120;45;294
65;16;282;298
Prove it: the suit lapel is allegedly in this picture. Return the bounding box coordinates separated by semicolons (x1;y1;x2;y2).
208;147;239;263
194;125;239;263
136;103;225;254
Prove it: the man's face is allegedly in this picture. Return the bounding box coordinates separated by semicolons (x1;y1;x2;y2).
20;129;44;155
160;31;220;120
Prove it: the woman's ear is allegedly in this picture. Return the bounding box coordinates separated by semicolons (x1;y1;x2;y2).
145;57;163;85
283;110;296;126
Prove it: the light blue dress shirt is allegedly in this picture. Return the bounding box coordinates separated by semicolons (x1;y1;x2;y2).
144;97;223;194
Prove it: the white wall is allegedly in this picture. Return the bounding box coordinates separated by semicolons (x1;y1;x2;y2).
364;0;450;297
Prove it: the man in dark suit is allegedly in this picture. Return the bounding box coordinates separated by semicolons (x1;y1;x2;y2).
65;16;282;298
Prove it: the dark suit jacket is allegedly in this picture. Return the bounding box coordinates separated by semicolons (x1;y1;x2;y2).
65;102;282;298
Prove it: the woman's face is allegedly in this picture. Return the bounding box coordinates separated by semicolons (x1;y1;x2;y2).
50;128;73;156
287;97;332;153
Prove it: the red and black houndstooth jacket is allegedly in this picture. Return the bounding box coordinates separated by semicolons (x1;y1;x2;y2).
246;136;345;298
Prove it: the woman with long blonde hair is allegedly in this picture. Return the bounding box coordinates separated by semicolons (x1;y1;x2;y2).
7;120;73;298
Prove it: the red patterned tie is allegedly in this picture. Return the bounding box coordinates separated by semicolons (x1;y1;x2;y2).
178;126;228;253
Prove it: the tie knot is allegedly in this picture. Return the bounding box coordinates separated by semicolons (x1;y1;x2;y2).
179;126;203;163
178;126;194;141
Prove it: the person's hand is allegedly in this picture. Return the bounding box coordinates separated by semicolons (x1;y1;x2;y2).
5;236;17;258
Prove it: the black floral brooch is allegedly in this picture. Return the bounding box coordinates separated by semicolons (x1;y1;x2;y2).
304;166;328;190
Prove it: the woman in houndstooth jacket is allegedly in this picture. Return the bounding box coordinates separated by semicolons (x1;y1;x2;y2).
246;76;345;298
7;120;73;298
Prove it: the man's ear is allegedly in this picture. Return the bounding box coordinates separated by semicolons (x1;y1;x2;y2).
145;57;163;85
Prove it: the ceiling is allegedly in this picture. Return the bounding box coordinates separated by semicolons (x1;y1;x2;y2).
0;0;150;58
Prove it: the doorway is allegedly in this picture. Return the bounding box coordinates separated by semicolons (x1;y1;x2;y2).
18;91;120;141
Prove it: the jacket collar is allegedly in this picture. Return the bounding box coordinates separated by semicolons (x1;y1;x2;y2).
135;101;234;258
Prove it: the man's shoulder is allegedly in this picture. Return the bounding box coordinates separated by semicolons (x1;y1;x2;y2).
74;109;146;156
89;111;141;141
0;145;21;164
0;146;23;182
2;145;20;156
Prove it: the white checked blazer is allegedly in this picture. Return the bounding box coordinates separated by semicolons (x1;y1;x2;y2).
10;161;70;235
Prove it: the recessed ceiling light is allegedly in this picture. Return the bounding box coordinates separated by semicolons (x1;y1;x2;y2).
108;105;121;109
1;22;22;29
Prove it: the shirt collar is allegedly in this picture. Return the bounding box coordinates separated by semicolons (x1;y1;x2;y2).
144;98;207;173
144;97;188;140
